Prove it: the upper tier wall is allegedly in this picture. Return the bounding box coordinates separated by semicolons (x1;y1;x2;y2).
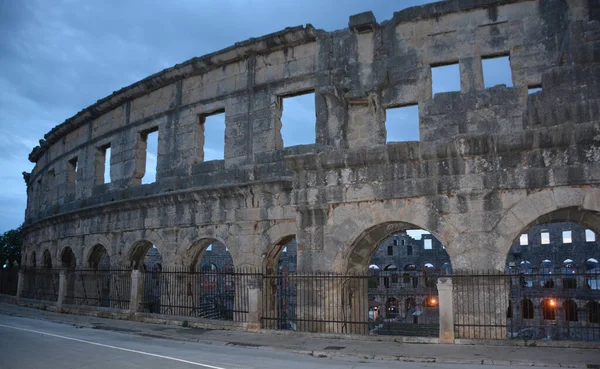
23;0;592;225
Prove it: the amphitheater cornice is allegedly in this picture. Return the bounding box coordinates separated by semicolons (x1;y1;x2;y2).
23;178;294;234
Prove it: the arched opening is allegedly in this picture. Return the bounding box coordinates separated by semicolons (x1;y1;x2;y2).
188;239;235;321
562;259;577;289
263;235;298;330
129;241;163;313
506;215;600;340
521;299;534;319
61;247;76;269
350;223;450;337
42;249;52;269
128;241;162;271
540;260;554;288
61;247;76;304
88;245;110;269
586;301;599;324
563;300;578;322
87;245;111;307
541;299;557;320
586;258;600;290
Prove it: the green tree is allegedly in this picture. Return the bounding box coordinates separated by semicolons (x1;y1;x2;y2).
0;226;22;267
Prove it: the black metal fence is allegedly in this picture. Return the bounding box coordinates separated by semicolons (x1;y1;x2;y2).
0;267;18;296
262;271;440;337
20;268;60;301
140;267;258;322
453;270;600;341
5;267;600;342
508;271;600;341
63;268;131;309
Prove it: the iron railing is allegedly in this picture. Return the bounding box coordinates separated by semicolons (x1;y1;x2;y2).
453;270;600;341
20;268;59;301
262;272;440;337
63;268;131;309
507;271;600;341
0;267;18;296
140;267;258;322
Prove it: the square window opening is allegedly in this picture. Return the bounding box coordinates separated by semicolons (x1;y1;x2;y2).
385;105;419;142
482;55;513;88
519;234;528;246
424;239;433;250
586;229;596;242
541;231;550;245
431;63;460;96
562;230;572;244
200;110;225;161
280;92;316;147
142;129;158;184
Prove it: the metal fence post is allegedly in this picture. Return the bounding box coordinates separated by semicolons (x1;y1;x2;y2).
437;277;455;344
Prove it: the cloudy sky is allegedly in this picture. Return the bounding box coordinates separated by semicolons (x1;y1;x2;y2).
1;0;518;235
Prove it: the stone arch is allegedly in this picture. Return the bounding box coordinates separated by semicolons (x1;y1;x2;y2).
263;234;296;274
493;187;600;268
61;247;76;269
121;230;165;265
86;244;110;269
344;221;446;274
126;240;162;270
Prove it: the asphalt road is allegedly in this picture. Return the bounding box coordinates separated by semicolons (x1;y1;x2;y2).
0;315;565;369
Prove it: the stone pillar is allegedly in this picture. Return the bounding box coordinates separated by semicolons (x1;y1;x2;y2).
129;270;143;314
459;56;484;92
57;270;66;309
437;277;455;344
246;274;263;332
16;269;24;298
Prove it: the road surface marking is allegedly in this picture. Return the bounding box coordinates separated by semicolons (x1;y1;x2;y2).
0;323;228;369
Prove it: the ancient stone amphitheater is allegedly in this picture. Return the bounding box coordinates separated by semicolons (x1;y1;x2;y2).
18;0;600;338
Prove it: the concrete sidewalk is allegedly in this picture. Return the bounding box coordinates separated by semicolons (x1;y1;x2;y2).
0;302;598;368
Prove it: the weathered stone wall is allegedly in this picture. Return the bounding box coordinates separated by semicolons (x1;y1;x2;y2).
22;0;600;283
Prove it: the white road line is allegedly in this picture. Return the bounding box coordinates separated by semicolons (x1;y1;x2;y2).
0;323;228;369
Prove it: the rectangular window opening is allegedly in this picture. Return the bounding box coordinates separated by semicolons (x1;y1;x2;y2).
586;229;596;242
67;156;78;194
528;85;542;94
280;91;316;147
387;245;394;256
562;230;572;244
482;55;513;88
142;129;158;184
431;62;460;96
519;234;528;246
541;231;550;245
424;239;433;250
385;104;419;143
407;245;413;256
200;110;225;161
96;145;111;185
393;239;398;246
